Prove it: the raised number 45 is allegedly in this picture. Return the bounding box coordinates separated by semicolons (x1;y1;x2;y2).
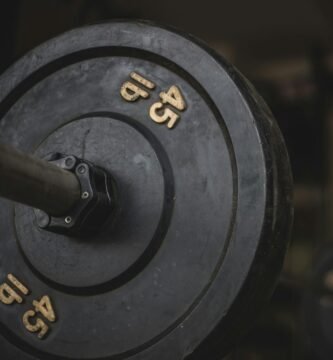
150;85;187;129
23;295;56;339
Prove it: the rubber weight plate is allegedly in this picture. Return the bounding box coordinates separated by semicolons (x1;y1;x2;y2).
0;21;293;360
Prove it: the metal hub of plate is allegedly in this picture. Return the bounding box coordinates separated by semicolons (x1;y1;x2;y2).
0;21;293;360
16;116;171;293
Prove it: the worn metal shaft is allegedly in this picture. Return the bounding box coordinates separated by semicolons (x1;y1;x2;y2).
0;143;81;216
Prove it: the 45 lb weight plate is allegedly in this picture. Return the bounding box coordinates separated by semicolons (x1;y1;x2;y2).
0;21;293;360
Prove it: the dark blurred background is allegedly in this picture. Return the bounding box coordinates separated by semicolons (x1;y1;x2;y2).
1;1;333;359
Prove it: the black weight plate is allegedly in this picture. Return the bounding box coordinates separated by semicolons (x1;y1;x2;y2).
0;21;293;360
